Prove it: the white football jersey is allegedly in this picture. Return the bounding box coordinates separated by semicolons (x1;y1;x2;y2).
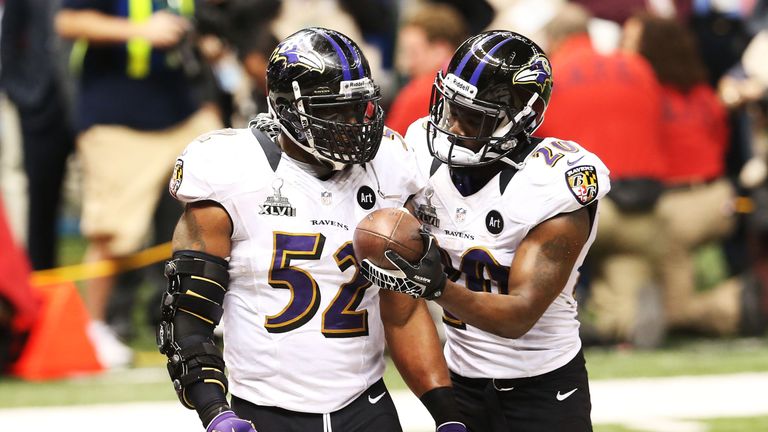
405;118;611;379
170;127;423;413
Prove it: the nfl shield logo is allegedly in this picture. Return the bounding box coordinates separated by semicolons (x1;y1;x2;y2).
455;207;467;223
321;191;332;206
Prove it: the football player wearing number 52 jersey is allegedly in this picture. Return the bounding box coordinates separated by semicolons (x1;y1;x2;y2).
361;31;611;431
157;28;467;432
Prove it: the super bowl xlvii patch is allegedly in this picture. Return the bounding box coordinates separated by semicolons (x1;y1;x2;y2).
169;159;183;198
565;165;599;205
416;187;440;228
260;178;296;216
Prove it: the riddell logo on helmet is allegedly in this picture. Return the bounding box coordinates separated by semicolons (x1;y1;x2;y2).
341;78;374;96
444;74;478;99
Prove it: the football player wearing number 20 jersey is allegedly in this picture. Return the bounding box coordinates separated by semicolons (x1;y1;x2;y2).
157;28;467;432
360;31;611;432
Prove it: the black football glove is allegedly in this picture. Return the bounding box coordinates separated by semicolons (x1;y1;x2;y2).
360;230;447;300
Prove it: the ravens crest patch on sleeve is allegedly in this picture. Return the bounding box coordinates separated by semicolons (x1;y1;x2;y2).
169;159;184;198
565;165;599;205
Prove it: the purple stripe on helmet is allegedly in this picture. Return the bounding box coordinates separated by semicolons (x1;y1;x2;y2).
339;35;364;79
469;37;513;85
454;33;498;76
319;30;352;81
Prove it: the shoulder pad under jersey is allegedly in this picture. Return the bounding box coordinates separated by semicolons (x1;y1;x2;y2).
169;128;277;203
503;137;611;223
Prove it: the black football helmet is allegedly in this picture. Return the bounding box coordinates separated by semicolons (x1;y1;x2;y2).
428;30;553;167
267;27;384;170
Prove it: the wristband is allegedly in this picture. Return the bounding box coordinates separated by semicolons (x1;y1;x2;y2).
199;401;230;428
420;386;463;426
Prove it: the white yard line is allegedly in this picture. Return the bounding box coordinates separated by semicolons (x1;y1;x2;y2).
2;373;767;431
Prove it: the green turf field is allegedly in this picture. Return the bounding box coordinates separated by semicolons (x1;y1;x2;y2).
2;337;767;408
596;416;768;432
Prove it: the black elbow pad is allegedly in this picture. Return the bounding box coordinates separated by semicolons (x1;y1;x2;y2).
157;250;230;410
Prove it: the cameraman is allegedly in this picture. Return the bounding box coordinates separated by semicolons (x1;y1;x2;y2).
55;0;223;369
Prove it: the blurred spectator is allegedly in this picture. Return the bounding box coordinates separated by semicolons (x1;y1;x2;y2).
749;0;768;33
718;21;768;334
237;30;279;117
570;0;645;24
486;0;564;48
690;0;754;87
386;3;467;136
538;3;668;348
432;0;494;34
339;0;398;72
195;0;280;45
0;0;75;270
623;13;752;336
196;34;243;127
724;31;768;190
55;0;223;368
569;0;691;24
710;1;768;284
195;0;280;125
0;194;39;374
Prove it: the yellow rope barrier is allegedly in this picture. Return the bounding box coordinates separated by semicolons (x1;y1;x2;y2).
30;242;172;286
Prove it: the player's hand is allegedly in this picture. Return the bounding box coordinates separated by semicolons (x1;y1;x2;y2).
436;422;469;432
206;411;257;432
360;230;446;300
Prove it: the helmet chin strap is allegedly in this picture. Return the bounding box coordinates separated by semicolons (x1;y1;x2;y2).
499;155;527;170
487;93;539;169
436;135;527;169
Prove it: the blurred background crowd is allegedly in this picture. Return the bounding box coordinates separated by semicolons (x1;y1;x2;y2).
0;0;767;373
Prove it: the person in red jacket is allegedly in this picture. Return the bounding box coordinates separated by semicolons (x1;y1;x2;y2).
0;196;39;373
622;13;758;336
538;3;669;347
386;4;467;136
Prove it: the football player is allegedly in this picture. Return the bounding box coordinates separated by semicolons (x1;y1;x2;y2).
361;31;611;431
157;28;467;432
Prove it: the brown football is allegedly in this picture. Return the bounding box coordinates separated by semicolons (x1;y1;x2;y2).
353;208;424;270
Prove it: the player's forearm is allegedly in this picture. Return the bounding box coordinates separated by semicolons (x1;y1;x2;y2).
436;280;537;338
171;312;230;426
383;300;466;429
384;300;451;396
55;9;144;43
